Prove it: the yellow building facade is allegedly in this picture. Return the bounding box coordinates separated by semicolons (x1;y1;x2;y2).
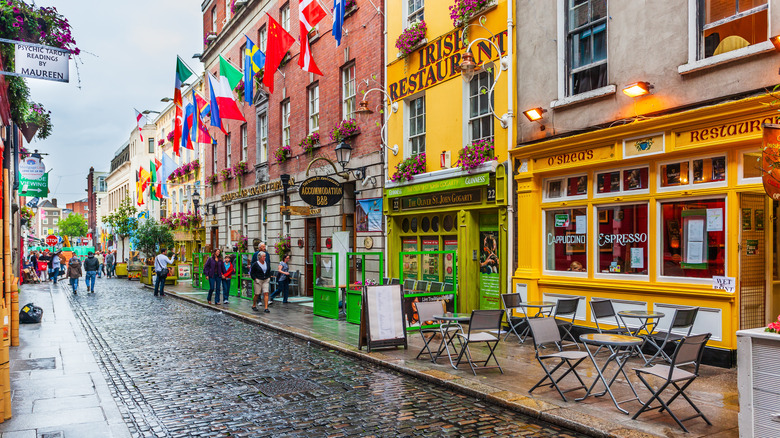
510;95;779;364
385;1;515;313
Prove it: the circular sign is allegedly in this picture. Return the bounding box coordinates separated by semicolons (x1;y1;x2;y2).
363;236;373;249
45;235;57;246
299;176;343;208
82;238;90;245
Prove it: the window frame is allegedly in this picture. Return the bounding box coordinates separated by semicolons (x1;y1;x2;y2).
542;173;589;202
309;82;320;133
593;166;650;198
405;94;426;158
656;154;727;193
280;2;290;32
261;200;268;242
281;99;291;147
592;201;651;281
466;68;495;144
737;147;762;185
405;0;424;25
240;123;248;162
258;111;269;163
212;142;218;174
541;206;589;278
258;25;267;53
212;5;217;32
341;63;356;120
226;133;232;168
564;0;608;97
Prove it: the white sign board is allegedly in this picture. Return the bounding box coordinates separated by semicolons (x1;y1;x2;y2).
713;276;736;293
13;40;69;83
19;156;45;179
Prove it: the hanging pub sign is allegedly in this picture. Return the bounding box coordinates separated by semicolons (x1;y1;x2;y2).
761;124;780;200
299;176;343;207
0;39;70;83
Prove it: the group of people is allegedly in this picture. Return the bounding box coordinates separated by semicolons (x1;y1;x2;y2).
28;249;118;294
28;249;62;284
200;243;291;313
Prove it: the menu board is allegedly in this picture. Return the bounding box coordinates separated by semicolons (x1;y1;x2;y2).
358;284;408;353
443;238;457;284
421;238;439;282
401;238;418;279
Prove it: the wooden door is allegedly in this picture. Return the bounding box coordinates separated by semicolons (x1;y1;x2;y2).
305;217;321;297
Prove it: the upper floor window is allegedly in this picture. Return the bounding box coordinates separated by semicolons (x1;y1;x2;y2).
212;6;217;32
700;0;768;58
567;0;607;96
225;0;231;19
258;25;267;53
258;112;268;162
408;0;424;24
240;124;248;162
468;70;494;143
408;95;426;157
280;3;290;32
342;64;356;119
226;133;232;168
148;138;154;154
212;142;218;173
309;83;320;133
281;100;291;147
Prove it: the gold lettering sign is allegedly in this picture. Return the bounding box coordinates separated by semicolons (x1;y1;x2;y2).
220;178;295;203
677;115;780;148
534;145;615;172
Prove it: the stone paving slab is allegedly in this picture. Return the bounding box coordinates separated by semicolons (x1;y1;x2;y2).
153;280;739;438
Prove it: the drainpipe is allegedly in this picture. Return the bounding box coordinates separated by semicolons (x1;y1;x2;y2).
505;0;515;298
9;127;17;349
382;0;389;279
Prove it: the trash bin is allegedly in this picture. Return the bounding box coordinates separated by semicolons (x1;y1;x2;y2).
19;303;43;324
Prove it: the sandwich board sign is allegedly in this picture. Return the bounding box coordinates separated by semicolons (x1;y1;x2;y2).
358;284;408;352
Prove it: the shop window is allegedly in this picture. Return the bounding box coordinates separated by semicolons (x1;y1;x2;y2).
410;217;418;232
431;216;440;232
544;175;587;201
443;215;454;232
596;171;621;194
421;216;430;232
700;0;768;59
660;156;725;190
660;198;726;279
739;150;762;183
566;175;588;197
402;218;410;233
544;208;588;273
660;161;690;187
596;204;649;275
596;167;648;195
401;237;418;279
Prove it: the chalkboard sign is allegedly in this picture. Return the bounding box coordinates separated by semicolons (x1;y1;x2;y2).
359;284;407;352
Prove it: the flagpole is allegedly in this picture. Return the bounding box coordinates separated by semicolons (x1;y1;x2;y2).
177;55;202;79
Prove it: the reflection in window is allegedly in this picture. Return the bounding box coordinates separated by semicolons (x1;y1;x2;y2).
661;161;690;187
702;0;767;58
566;175;588;196
567;0;607;95
597;171;621;194
596;204;648;275
623;167;648;191
545;208;587;272
661;198;726;278
692;157;726;183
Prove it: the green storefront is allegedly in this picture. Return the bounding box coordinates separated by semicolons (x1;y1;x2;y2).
384;164;509;313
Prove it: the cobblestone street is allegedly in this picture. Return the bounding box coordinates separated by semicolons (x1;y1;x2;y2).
60;278;584;438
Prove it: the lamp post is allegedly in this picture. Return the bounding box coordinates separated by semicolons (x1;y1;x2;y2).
280;174;291;215
354;86;399;155
192;189;200;214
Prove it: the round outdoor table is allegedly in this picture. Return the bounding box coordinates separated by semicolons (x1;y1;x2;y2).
617;310;665;365
511;301;556;343
576;333;645;415
433;313;471;369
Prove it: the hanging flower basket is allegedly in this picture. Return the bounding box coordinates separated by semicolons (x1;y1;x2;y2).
395;21;427;58
167;131;174;142
391;153;426;182
275;145;292;164
19;103;52;142
456;138;496;173
330;119;360;143
206;174;219;186
234;79;245;102
299;132;320;154
449;0;497;27
274;236;291;255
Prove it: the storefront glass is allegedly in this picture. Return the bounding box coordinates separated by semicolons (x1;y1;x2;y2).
660;198;726;278
596;204;649;275
545;208;587;272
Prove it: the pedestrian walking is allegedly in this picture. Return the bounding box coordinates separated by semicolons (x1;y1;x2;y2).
251;242;271;266
38;250;50;280
154;250;176;297
66;256;83;294
51;251;62;285
270;254;292;304
250;251;272;312
203;249;225;305
29;251;39;278
83;252;100;293
221;254;235;305
96;251;105;278
105;251;115;278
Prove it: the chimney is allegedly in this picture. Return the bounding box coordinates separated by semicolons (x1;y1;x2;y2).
51;198;57;208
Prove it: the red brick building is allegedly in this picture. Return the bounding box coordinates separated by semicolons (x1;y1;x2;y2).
200;0;387;296
65;198;89;222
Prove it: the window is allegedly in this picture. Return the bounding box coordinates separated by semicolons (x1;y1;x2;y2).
212;6;217;32
659;156;725;190
280;3;290;31
98;177;107;192
596;204;649;275
225;0;231;19
258;112;268;162
281;100;291;147
595;167;649;195
544;174;588;201
258;26;267;54
408;0;424;23
567;0;607;95
53;218;58;225
261;200;268;242
660;198;726;279
226;133;232;168
212;142;218;173
227;206;232;230
739;149;762;183
42;218;48;225
240;124;248;162
468;70;494;142
544;208;587;272
408;96;426;157
148;138;154;153
309;83;320;133
284;212;291;237
342;64;356;119
242;202;249;235
700;0;768;58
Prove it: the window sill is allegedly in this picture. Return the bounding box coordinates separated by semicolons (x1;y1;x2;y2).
678;41;774;75
551;85;616;110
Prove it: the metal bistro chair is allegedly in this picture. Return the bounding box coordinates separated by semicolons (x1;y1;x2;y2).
415;281;429;292
645;307;699;365
288;271;300;296
403;278;416;291
527;317;589;401
553;297;581;350
413;300;446;362
390;278;400;285
590;299;630;354
632;333;713;433
382;277;389;285
429;282;444;293
501;293;529;343
454;309;505;375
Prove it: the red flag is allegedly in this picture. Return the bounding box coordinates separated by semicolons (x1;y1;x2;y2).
134;109;145;142
298;0;326;75
263;13;296;94
154;158;163;200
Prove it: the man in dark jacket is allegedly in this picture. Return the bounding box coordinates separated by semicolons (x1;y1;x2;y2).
83;252;100;293
250;251;272;313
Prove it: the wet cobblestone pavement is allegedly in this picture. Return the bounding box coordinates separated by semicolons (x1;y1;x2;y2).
64;279;586;437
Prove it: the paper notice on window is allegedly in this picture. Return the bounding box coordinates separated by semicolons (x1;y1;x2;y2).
687;219;704;242
707;208;723;232
630;247;644;269
686;241;703;264
712;276;735;292
575;216;587;234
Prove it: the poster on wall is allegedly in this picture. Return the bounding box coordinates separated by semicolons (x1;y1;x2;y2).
177;263;191;279
401;238;418;280
479;223;500;310
421;238;439;282
443;238;457;284
356;198;383;232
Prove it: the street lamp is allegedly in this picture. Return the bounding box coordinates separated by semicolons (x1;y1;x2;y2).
354;82;399;155
192;189;200;214
280;174;291;215
458;16;512;128
142;110;161;115
334;142;352;168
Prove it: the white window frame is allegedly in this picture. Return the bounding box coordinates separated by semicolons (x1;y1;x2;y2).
280;3;290;32
226;133;232;168
405;94;426;158
281;100;291;146
258;26;267;54
225;0;231;19
212;142;218;173
738;148;762;185
240;124;248;162
309;83;320;133
148;138;154;153
212;6;217;32
258;112;268;163
592;201;650;281
283;213;291;237
657;154;727;193
465;68;495;143
261;200;268;242
342;64;356;120
542;173;589;202
541;206;589;278
563;0;608;97
655;195;728;285
405;0;424;25
593;166;651;198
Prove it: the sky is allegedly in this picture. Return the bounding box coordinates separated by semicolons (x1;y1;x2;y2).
25;0;203;205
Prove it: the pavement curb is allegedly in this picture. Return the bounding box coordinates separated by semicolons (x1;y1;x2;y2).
147;284;661;438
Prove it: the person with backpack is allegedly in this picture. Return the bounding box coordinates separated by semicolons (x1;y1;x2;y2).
154;250;176;297
83;252;100;293
66;256;83;294
105;251;115;278
250;251;272;313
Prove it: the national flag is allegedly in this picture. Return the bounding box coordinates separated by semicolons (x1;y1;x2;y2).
139;166;151;194
244;35;265;103
161;153;177;198
134;109;145;142
332;0;345;46
149;160;160;201
219;54;243;90
208;71;246;127
135;170;144;206
174;56;195;157
154;157;163;200
262;13;295;94
181;95;195;151
298;0;327;75
193;91;213;144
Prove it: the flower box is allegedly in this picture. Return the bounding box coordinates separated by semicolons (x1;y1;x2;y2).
396;38;427;59
396;21;427;58
450;0;498;28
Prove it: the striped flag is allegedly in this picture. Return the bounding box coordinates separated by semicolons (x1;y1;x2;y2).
332;0;345;46
134;109;145;142
174;56;195;157
298;0;326;75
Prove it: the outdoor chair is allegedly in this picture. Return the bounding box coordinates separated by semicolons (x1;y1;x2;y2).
632;333;712;433
403;278;416;291
288;271;300;296
269;270;278;293
645;307;699;365
527;317;589;401
382;277;389;285
415;281;429;292
553;297;581;349
414;300;446;362
443;283;454;292
454;309;505;375
429;282;444;293
390;278;400;285
590;299;630;354
501;293;529;343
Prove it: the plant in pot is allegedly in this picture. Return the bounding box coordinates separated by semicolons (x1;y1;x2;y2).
274;235;291;255
766;314;780;333
299;132;320;154
275;145;292;163
395;20;427;58
456;138;495;173
390;153;426;182
19;102;52;142
330;119;360;143
220;168;233;189
206;174;219;186
449;0;495;27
